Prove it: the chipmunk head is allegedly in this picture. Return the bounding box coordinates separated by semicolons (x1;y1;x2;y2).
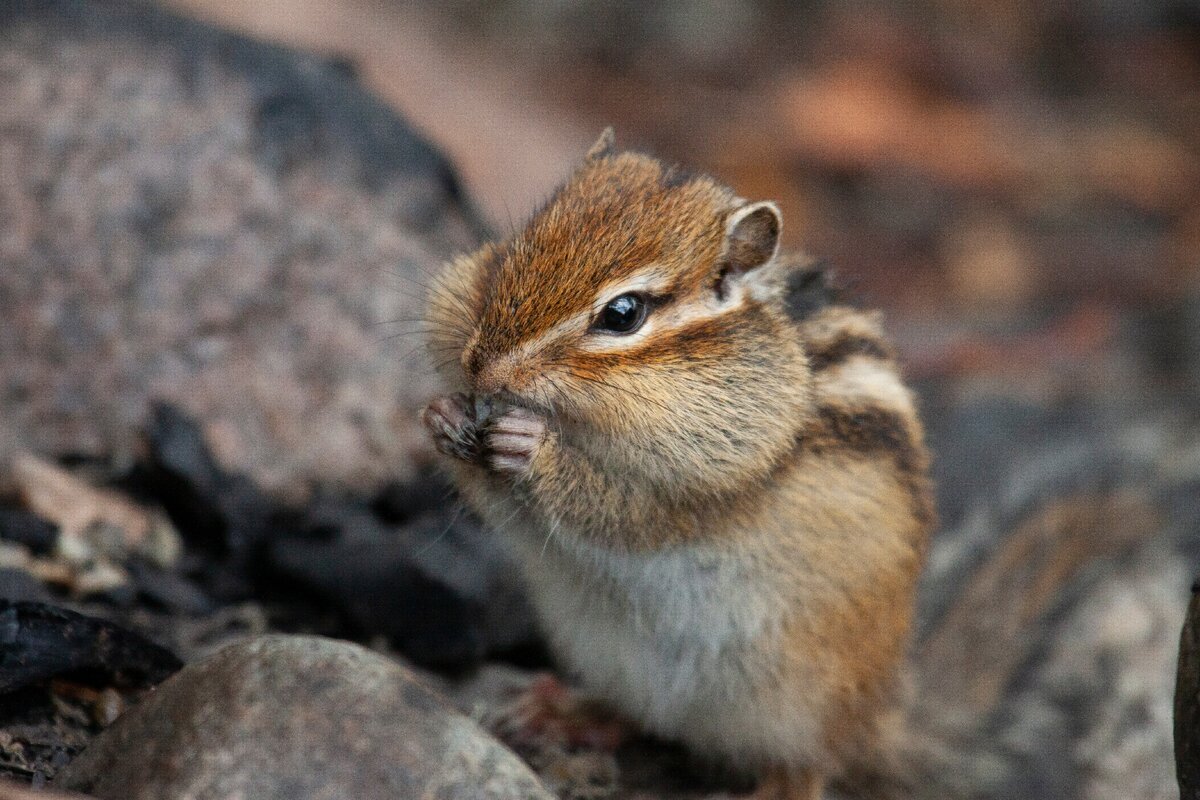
428;129;812;484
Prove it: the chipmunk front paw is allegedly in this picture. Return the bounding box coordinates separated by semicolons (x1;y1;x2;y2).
421;392;484;463
484;406;548;476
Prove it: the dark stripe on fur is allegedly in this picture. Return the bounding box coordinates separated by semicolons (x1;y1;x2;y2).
803;405;935;528
784;264;838;322
808;334;894;371
815;406;921;472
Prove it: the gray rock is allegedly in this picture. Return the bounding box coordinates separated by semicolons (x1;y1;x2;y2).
0;0;483;497
55;635;554;800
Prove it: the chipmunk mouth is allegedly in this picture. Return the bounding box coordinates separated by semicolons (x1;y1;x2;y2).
485;388;555;419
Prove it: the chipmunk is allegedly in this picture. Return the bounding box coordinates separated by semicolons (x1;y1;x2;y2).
419;128;934;800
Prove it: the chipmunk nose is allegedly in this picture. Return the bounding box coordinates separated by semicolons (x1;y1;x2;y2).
473;364;509;395
463;346;517;395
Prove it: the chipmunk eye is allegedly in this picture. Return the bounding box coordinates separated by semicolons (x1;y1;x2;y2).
594;293;648;335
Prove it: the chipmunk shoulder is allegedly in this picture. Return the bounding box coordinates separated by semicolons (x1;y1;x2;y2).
421;128;933;800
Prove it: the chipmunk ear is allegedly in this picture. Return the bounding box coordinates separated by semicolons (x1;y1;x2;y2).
585;126;616;161
716;201;781;299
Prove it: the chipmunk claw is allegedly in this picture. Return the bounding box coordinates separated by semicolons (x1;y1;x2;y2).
421;393;483;463
485;406;547;475
423;395;546;474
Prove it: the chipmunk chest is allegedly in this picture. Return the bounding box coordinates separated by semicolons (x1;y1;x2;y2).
527;539;780;680
598;546;761;634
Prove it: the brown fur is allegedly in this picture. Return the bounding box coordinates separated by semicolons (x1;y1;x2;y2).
423;138;933;798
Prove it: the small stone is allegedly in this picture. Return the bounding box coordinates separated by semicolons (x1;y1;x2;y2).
122;559;215;616
0;567;53;603
69;562;130;601
0;508;59;556
55;635;555;800
0;602;181;695
91;689;123;728
0;780;97;800
11;454;181;569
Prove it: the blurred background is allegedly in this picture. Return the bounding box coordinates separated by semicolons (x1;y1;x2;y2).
165;0;1200;396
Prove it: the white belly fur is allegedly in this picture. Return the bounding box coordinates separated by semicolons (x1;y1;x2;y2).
504;518;826;768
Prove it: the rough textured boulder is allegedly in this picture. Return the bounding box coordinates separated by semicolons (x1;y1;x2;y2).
0;0;482;497
54;636;554;800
